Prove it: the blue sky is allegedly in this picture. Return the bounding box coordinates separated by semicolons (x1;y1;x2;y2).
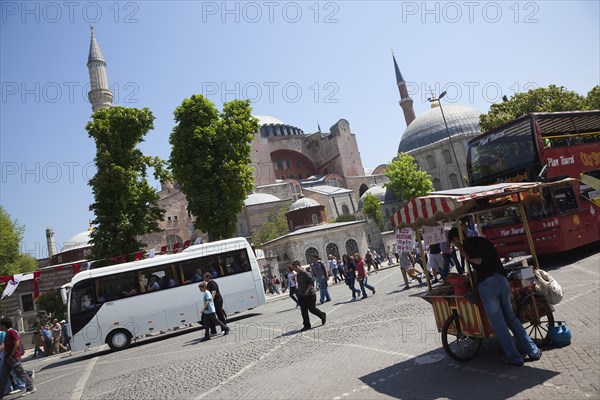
1;1;599;259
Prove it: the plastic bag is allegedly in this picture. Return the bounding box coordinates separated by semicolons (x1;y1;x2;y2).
534;269;563;305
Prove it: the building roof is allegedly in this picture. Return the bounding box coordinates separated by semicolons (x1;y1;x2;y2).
303;185;352;196
245;193;282;206
289;197;322;211
398;104;481;153
61;230;92;253
262;220;366;245
87;26;105;65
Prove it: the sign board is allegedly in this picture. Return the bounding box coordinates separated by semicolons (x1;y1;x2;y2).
422;225;447;245
396;228;414;252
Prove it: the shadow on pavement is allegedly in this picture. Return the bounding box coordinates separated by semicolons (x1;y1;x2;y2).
539;242;599;272
360;346;559;400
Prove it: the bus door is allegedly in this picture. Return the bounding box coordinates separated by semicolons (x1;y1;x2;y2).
551;184;591;248
69;279;104;351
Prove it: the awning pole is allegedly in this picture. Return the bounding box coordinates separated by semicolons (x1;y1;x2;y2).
416;229;431;292
518;195;541;270
456;218;476;292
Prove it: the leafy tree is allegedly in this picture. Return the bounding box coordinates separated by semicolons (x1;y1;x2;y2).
384;153;434;202
479;85;598;133
19;253;38;273
35;290;66;320
362;193;383;230
0;205;23;276
86;106;170;263
251;207;289;245
170;96;259;241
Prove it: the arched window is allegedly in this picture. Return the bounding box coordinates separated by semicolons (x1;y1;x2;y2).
443;150;453;165
427;155;436;170
305;247;319;264
433;178;442;191
448;173;459;189
311;213;319;224
345;239;359;256
359;183;369;197
325;243;340;259
341;204;350;215
166;235;183;252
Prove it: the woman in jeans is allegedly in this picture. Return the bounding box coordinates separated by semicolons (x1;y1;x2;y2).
354;253;375;299
342;254;362;300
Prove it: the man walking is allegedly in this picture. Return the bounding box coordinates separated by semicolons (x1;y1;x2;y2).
203;273;226;335
311;255;331;304
448;228;542;366
198;282;229;342
293;261;326;331
0;318;36;397
328;255;342;284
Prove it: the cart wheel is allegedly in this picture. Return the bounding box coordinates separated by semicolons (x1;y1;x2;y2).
518;293;554;347
442;313;482;362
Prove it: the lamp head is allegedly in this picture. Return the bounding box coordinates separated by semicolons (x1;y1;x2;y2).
439;91;447;99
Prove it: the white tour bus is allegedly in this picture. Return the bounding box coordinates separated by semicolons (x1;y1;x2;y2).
60;238;266;352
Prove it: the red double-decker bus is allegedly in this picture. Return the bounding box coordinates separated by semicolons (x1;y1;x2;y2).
466;110;600;257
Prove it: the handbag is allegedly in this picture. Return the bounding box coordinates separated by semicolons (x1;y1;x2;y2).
534;269;563;305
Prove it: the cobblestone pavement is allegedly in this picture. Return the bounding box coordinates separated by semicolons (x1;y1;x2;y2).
15;244;599;400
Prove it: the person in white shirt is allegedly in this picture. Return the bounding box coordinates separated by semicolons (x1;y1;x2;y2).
287;265;299;308
328;255;342;284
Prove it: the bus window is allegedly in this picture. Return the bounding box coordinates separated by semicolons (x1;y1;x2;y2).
552;185;579;213
180;256;217;283
137;264;180;293
527;187;556;219
95;272;137;301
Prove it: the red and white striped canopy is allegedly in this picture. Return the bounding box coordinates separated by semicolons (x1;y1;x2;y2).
390;195;474;228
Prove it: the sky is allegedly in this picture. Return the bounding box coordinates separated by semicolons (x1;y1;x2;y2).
1;1;599;259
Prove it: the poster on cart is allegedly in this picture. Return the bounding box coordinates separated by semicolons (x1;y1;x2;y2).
422;225;447;245
396;228;414;252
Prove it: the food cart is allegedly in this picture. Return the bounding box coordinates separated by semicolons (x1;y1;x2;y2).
390;180;571;361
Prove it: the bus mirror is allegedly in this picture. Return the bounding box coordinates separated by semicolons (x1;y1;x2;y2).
60;287;69;305
537;164;548;182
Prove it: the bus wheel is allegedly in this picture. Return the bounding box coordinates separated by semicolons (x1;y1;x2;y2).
107;329;132;351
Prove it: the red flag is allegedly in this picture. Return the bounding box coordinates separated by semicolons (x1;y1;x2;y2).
0;276;13;285
72;263;81;274
33;271;42;299
111;256;118;264
121;255;127;263
135;251;142;261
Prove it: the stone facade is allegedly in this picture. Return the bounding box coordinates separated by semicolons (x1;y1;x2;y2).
236;199;293;239
303;186;357;221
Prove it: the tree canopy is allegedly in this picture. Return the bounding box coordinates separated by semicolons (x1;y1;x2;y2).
362;193;383;230
384;153;434;202
170;95;259;241
0;205;26;276
479;84;600;133
86;106;169;263
251;207;289;245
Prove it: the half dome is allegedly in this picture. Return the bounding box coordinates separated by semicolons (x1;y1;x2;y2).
61;230;92;253
245;193;281;206
289;197;321;212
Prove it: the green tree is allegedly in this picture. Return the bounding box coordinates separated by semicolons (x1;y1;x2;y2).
335;214;357;223
86;106;170;263
384;153;434;202
479;84;596;133
35;290;66;320
0;205;23;276
251;207;290;245
362;193;383;230
170;96;259;241
19;253;38;273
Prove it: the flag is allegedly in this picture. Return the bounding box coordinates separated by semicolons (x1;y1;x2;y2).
2;274;23;300
33;271;42;299
148;248;156;258
135;251;142;261
72;263;81;274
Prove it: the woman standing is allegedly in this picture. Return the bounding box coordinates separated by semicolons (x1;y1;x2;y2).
342;254;362;300
354;253;375;299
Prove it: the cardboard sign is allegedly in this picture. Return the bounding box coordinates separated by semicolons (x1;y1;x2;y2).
396;228;414;252
422;225;446;245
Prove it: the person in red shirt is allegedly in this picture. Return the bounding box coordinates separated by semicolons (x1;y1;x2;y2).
0;318;36;396
354;253;376;299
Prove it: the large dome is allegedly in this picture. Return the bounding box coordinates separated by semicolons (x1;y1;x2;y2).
358;186;398;210
61;230;92;253
255;115;285;126
398;104;481;153
245;193;281;206
289;197;321;212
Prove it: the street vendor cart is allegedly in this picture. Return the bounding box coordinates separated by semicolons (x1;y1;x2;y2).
390;180;572;362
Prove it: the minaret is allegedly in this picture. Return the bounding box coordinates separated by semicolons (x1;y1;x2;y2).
87;25;113;112
392;52;416;127
46;227;57;258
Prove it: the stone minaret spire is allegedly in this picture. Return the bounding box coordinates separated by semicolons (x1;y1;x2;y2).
87;25;113;112
46;227;57;258
392;51;416;127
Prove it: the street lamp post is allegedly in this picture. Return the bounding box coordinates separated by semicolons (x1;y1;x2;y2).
428;91;465;188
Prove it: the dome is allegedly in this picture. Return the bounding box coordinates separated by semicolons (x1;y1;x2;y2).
245;193;281;206
358;186;398;210
61;230;92;253
398;104;481;153
289;197;321;212
255;115;285;126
